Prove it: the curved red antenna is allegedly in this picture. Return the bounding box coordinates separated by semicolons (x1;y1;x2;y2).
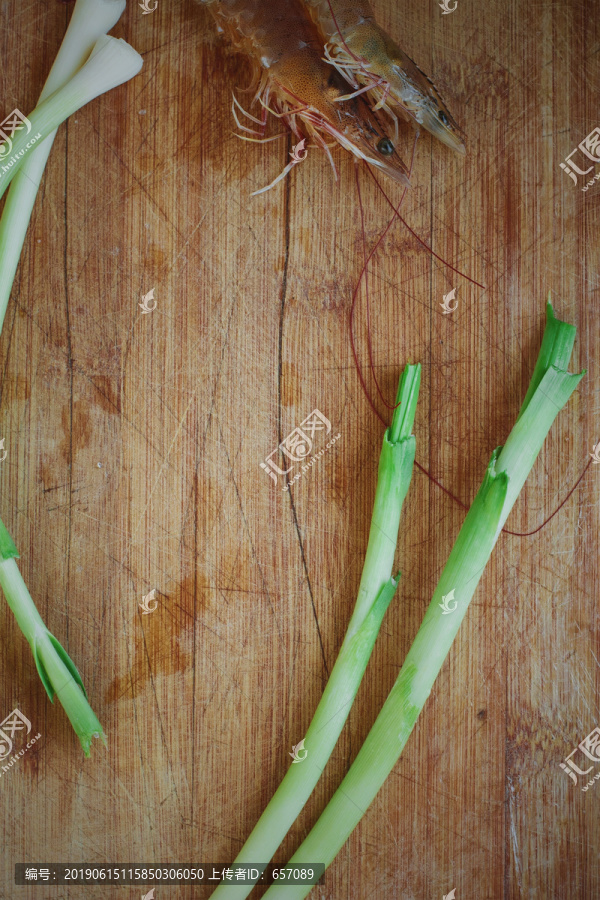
348;161;589;538
365;166;486;289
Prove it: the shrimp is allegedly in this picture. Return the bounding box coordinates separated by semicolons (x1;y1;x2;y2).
197;0;412;187
302;0;466;154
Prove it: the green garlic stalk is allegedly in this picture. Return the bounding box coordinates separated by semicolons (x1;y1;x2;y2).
211;364;421;899
0;33;142;200
0;0;127;333
259;300;584;899
0;0;138;754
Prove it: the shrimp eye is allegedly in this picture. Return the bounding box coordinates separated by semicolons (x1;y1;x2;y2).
377;137;394;156
438;110;449;126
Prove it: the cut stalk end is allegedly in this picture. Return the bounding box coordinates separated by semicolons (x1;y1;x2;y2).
0;528;104;756
33;630;106;757
517;298;578;420
389;363;421;444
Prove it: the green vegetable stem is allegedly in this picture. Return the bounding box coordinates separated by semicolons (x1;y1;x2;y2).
259;300;584;899
211;364;421;899
0;0;141;752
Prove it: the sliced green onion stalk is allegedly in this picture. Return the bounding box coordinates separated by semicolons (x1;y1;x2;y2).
258;300;584;899
0;33;142;201
0;0;127;334
211;364;421;900
0;517;105;756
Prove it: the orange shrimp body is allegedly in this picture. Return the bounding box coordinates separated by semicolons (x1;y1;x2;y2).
303;0;466;154
199;0;411;185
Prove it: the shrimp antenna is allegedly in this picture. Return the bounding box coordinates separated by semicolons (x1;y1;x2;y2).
325;0;362;64
366;166;486;290
349;137;417;419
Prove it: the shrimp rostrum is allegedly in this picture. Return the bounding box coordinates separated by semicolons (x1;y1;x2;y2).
303;0;466;154
198;0;412;188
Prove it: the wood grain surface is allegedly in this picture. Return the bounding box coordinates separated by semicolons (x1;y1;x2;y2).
0;0;598;897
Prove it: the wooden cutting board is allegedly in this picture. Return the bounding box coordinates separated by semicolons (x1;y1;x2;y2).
0;0;598;897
